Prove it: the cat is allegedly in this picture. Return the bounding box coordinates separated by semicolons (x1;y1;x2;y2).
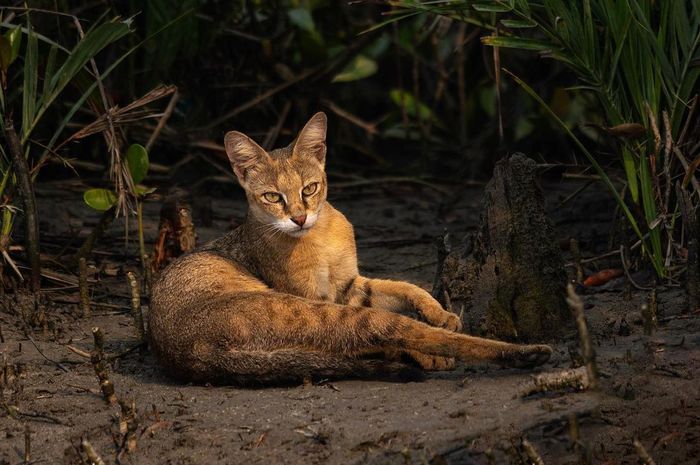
148;112;552;385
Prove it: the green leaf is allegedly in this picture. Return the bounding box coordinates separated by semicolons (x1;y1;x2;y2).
24;19;132;144
332;55;378;83
472;3;512;12
5;26;21;63
84;189;117;211
389;89;436;122
22;19;38;140
481;35;555;52
500;19;536;28
135;185;157;196
126;143;149;184
0;36;11;72
504;67;664;278
288;8;316;33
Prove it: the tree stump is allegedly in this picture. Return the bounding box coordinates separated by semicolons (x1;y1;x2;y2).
441;153;568;341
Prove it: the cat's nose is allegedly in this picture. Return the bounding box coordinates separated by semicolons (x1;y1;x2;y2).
291;215;307;227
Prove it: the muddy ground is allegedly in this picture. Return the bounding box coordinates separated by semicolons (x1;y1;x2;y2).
1;173;699;464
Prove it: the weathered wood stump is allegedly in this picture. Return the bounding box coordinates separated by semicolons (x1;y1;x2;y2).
441;153;568;341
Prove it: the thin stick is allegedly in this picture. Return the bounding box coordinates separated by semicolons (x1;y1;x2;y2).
127;272;145;342
81;438;106;465
521;439;545;465
633;438;657;465
4;118;41;291
643;288;658;335
262;101;292;150
146;89;179;152
79;257;90;317
322;100;377;136
521;366;590;397
91;327;117;404
620;246;653;291
24;425;30;464
566;284;598;389
202;66;319;130
570;238;584;283
25;332;69;373
431;230;451;301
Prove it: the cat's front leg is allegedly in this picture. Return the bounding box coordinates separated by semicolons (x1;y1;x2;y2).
342;276;462;332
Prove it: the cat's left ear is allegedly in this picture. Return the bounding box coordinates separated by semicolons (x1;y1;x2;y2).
293;112;327;166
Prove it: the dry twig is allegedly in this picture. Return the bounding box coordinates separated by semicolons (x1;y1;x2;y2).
81;438;106;465
127;272;145;342
521;366;590;397
521;438;545;465
566;284;598;389
633;438;657;465
91;327;117;404
79;258;90;317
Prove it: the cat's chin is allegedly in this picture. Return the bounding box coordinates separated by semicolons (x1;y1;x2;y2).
287;228;311;238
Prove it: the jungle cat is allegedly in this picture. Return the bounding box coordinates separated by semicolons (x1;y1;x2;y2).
149;112;553;385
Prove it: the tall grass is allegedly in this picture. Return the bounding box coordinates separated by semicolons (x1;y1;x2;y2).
389;0;700;278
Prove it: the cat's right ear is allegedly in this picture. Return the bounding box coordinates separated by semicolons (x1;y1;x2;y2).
224;131;269;184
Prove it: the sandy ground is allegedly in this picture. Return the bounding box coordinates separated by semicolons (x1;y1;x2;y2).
1;177;699;464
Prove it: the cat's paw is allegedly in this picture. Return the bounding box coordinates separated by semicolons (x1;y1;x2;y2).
501;344;552;369
408;351;456;371
424;309;462;332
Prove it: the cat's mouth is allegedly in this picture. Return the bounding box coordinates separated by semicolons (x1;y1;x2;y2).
270;212;319;238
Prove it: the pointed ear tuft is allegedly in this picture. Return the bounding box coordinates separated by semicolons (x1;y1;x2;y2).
293;112;327;165
224;131;268;182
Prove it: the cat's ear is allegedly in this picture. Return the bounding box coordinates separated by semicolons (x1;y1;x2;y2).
293;112;327;165
224;131;269;183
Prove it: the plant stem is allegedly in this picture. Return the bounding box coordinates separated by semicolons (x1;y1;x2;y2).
4;117;40;291
137;199;146;269
70;207;115;267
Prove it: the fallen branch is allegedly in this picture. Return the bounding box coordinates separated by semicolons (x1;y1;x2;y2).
521;366;590;397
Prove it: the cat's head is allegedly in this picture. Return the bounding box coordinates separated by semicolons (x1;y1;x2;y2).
224;112;328;238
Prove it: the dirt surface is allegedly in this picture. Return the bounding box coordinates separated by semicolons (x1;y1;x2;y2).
1;177;699;464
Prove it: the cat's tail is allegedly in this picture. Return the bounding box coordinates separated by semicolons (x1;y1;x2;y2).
166;349;424;386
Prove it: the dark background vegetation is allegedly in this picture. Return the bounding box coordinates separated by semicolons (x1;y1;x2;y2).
17;0;583;186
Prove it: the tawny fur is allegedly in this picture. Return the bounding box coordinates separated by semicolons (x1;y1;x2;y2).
149;112;552;385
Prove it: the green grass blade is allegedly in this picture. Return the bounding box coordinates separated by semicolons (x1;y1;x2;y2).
21;17;38;140
23;18;132;144
41;11;192;158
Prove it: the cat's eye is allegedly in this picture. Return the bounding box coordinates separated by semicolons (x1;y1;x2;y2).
302;183;318;196
263;192;282;203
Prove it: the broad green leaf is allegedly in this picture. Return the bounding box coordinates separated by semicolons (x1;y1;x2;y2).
84;189;117;211
332;55;378;83
4;26;21;62
126;144;149;184
288;8;315;33
0;36;11;72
